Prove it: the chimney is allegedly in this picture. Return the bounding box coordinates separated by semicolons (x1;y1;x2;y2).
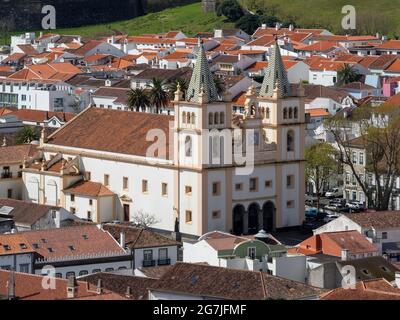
66;275;78;299
261;24;267;30
7;270;15;300
2;136;6;147
289;24;294;32
341;249;349;261
395;272;400;288
39;31;43;39
96;279;103;294
125;286;132;298
120;232;126;248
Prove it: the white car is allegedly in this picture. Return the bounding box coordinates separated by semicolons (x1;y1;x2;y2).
325;188;343;198
323;213;340;223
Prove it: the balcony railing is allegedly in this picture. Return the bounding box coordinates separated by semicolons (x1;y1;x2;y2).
142;259;156;267
157;258;171;266
1;172;12;179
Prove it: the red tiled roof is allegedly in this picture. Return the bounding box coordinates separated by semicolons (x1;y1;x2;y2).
8;109;75;123
64;180;114;197
0;144;37;164
47;107;173;159
305;108;330;117
0;234;34;255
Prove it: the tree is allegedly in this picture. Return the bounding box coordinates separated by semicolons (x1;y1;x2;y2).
15;126;40;144
146;78;169;114
131;210;160;228
127;88;150;112
167;77;189;100
326;105;400;211
305;142;339;211
337;64;360;86
235;14;261;35
216;0;244;22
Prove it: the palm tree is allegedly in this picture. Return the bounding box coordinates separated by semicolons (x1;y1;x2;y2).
15;126;40;144
147;78;169;114
337;63;360;86
167;77;189;100
127;88;150;112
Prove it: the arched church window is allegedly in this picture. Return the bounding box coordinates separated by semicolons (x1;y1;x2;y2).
294;107;298;119
191;112;196;125
266;108;270;119
182;111;187;124
288;107;293;119
283;108;287;119
185;136;192;157
209;113;213;125
187;112;191;124
287;130;295;152
219;112;225;124
214;112;219;124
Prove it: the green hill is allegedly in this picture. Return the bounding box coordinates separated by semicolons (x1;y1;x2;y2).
243;0;400;37
36;3;232;40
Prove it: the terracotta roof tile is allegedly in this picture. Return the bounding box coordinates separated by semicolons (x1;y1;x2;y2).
47;107;173;159
64;180;114;197
0;144;37;164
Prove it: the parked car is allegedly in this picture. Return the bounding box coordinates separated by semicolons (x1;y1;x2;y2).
325;203;343;211
330;198;346;206
305;208;326;220
346;201;364;211
323;213;340;223
325;188;343;198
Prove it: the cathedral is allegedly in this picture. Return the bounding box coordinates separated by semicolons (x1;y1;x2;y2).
22;39;306;237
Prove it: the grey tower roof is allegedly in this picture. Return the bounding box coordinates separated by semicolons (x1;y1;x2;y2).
186;38;219;103
260;41;291;98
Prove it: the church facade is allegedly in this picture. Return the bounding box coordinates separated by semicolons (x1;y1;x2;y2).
21;40;305;237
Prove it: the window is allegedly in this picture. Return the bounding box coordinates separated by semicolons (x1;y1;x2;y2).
142;180;148;193
185;186;192;195
144;250;153;261
21;94;26;101
68;245;75;251
265;108;270;119
359;152;364;165
47;247;54;253
66;272;75;279
185;136;192;157
287;175;294;188
265;180;272;188
185;210;192;224
191;112;196;125
92;269;101;273
235;183;243;191
212;210;221;219
79;270;88;276
85;172;91;181
288;107;293;119
7;189;12;199
51;210;57;219
249;178;258;192
104;174;110;186
159;248;168;260
219;112;225;124
294;107;298;119
55;273;62;278
382;232;388;239
208;112;213;125
123;177;129;190
287;200;294;208
87;211;91;220
247;247;256;259
70;207;76;214
287;130;294;152
182;111;187;124
105;268;114;272
162;183;168;196
333;76;337;83
212;182;221;196
352;152;357;164
283;108;287;119
89;199;93;206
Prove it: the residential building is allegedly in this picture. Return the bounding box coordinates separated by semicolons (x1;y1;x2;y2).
0;198;76;232
148;262;324;300
183;230;307;282
314;211;400;261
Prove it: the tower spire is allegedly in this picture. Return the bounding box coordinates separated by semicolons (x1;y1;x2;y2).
259;40;291;98
186;38;219;103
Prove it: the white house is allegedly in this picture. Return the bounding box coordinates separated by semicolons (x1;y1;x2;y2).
314;211;400;261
